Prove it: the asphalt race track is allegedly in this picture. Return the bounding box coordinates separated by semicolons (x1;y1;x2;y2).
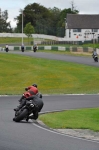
7;50;99;67
0;51;99;150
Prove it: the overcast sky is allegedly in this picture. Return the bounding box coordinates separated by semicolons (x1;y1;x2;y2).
1;0;99;28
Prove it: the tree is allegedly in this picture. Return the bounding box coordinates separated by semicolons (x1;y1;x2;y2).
70;0;79;13
15;3;51;33
56;7;79;37
48;7;61;35
24;22;35;45
0;9;12;32
15;3;79;37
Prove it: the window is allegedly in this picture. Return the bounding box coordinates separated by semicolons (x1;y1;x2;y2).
73;29;81;32
92;29;98;32
69;29;71;38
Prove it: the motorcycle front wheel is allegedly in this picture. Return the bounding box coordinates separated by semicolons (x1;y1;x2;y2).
13;109;28;122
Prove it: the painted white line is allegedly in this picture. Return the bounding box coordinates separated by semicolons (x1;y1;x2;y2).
33;123;99;144
0;95;8;97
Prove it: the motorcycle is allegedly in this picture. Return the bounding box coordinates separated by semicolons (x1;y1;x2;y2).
13;100;37;122
33;45;37;52
92;55;98;62
21;47;24;52
5;47;9;52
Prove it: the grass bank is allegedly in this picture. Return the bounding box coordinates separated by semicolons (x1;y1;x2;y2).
0;37;99;48
39;108;99;132
0;53;99;94
0;37;33;45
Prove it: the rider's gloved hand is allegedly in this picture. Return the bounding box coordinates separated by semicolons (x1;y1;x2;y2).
25;88;28;91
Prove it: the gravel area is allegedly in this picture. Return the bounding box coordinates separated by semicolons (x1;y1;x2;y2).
38;120;99;142
55;129;99;142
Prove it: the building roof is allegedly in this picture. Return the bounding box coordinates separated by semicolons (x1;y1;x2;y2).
67;14;99;29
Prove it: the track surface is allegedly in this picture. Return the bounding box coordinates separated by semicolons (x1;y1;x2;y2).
0;51;99;150
8;51;99;67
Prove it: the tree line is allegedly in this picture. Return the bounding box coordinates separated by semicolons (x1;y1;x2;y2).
0;8;12;33
0;2;78;37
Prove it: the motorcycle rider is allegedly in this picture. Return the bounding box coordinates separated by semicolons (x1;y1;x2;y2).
33;43;37;52
92;49;98;58
18;83;38;103
13;93;44;121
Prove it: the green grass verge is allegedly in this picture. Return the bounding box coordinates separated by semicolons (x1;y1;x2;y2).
39;108;99;132
0;37;99;48
0;37;33;45
39;50;92;57
0;53;99;95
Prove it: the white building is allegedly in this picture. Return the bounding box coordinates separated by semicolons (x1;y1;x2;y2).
65;14;99;42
